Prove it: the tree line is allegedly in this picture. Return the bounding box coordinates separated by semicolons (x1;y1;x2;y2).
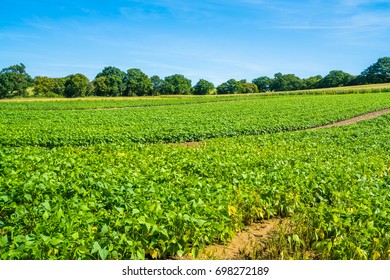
0;57;389;99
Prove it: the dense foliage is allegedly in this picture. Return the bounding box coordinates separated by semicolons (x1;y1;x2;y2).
193;79;215;95
160;74;192;95
1;57;390;99
0;64;33;98
0;101;389;259
64;74;92;98
360;57;390;84
1;93;389;147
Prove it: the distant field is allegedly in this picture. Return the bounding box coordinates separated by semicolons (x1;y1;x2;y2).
2;82;390;104
1;92;390;147
0;92;389;260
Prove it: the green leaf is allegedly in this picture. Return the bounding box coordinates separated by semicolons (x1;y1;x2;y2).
43;211;49;220
42;201;51;211
101;224;109;234
50;237;63;246
80;205;90;211
71;232;79;240
191;247;199;259
99;248;108;260
91;242;101;254
0;236;8;246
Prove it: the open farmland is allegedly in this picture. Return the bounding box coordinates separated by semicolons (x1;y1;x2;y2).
0;92;389;260
1;92;390;147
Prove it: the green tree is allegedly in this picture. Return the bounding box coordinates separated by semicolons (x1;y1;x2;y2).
0;63;32;98
193;79;215;95
239;79;258;93
360;57;390;84
319;70;354;88
64;74;92;98
96;66;126;79
124;68;153;96
252;76;272;92
93;75;124;96
33;76;58;97
269;73;304;91
94;66;125;96
52;78;66;96
161;74;192;95
151;75;163;96
216;79;242;94
303;75;323;89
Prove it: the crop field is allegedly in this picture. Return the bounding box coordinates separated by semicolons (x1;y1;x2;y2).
1;92;390;147
0;92;389;260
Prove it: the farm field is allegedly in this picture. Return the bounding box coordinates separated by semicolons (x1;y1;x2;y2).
0;92;389;260
1;92;390;147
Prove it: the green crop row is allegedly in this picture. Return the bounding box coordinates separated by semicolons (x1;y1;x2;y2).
0;94;274;111
276;86;390;96
1;114;389;259
1;92;389;147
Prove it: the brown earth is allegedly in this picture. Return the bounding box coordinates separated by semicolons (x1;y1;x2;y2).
175;218;284;260
309;108;390;130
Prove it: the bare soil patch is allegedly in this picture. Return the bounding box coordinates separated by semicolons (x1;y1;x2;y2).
309;108;390;130
176;218;283;260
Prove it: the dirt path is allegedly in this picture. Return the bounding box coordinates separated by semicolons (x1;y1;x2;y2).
175;109;390;148
175;218;283;260
199;219;283;260
309;108;390;130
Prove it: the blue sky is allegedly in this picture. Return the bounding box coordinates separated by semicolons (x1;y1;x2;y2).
1;0;389;84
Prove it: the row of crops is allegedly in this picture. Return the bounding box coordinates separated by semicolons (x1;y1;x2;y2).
0;92;389;259
1;114;389;259
0;94;266;111
1;92;390;147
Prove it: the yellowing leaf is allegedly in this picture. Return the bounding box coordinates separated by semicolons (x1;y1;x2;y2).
373;251;381;260
151;250;158;259
228;205;237;216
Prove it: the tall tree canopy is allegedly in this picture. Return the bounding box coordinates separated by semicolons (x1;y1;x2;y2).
360;57;390;84
239;79;258;93
319;70;354;88
252;76;272;92
303;75;323;89
33;76;57;96
161;74;192;95
193;79;215;95
216;79;242;94
150;75;163;96
124;68;153;96
269;73;304;91
0;63;32;98
94;66;126;96
64;74;92;98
